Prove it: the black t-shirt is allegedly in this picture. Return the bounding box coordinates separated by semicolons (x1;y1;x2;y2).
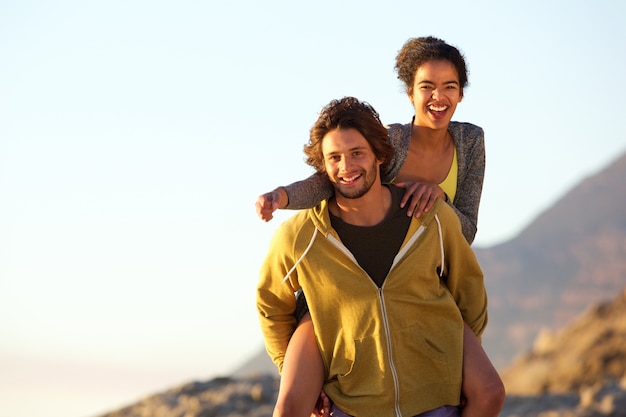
330;185;411;287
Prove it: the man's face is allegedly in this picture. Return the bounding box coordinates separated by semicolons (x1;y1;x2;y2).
322;128;382;199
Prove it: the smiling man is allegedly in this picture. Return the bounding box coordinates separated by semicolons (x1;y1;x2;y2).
257;96;488;417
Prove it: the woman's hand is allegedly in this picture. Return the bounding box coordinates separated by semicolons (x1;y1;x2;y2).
255;187;288;222
395;181;446;218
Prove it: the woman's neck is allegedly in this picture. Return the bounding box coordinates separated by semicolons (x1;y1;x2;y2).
411;124;452;150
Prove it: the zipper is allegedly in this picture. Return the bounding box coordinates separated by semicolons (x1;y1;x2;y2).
327;228;429;417
379;288;403;417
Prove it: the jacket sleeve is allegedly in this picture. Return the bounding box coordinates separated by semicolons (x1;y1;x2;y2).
439;206;488;338
256;225;301;372
283;173;334;210
381;123;410;183
449;123;485;244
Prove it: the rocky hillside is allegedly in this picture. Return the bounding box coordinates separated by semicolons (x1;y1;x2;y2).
97;376;626;417
499;288;626;416
476;151;626;368
98;289;626;417
501;288;626;395
98;375;278;417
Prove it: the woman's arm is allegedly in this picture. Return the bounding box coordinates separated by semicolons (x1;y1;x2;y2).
256;174;334;221
282;173;334;209
256;123;409;221
449;123;485;244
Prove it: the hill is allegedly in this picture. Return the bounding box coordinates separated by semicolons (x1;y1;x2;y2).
500;288;626;395
477;151;626;368
498;289;626;416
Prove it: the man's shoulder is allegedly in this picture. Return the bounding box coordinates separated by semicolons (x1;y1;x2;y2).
386;120;411;130
417;198;460;228
387;183;405;195
386;121;411;140
275;210;314;234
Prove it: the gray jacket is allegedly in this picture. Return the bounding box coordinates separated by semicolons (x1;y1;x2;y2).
283;120;485;243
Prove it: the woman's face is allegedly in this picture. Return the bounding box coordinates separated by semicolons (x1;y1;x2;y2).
409;59;463;130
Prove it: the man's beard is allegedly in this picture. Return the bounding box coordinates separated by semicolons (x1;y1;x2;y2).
333;163;378;200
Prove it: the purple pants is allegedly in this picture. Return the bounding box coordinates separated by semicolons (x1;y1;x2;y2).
330;404;460;417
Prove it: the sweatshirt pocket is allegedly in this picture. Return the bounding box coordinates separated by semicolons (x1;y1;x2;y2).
393;323;454;390
330;334;388;398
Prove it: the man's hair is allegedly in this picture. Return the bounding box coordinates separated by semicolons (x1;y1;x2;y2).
304;96;394;175
395;36;468;96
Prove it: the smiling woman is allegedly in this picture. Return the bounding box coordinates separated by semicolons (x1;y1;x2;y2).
256;36;483;244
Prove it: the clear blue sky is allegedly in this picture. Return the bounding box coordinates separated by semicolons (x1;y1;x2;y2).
1;1;625;417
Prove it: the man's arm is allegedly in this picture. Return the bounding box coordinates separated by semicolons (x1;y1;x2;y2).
439;205;488;337
256;231;300;372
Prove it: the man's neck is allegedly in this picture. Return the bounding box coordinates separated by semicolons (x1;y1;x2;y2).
330;184;392;227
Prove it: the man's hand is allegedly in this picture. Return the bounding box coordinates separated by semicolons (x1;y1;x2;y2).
255;187;288;222
311;390;330;417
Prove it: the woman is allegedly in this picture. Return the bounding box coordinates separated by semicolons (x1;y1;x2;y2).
257;36;505;417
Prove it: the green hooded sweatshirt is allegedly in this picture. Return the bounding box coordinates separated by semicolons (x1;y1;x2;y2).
257;196;488;417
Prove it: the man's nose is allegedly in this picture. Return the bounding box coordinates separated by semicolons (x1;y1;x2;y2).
339;156;351;171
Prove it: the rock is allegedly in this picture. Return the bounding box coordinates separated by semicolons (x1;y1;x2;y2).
501;289;626;396
98;374;279;417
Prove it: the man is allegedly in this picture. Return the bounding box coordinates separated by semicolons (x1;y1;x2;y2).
257;97;488;417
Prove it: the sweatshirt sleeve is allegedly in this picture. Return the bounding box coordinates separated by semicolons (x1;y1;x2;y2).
283;173;334;210
256;225;301;372
382;123;410;184
449;123;486;244
439;206;488;338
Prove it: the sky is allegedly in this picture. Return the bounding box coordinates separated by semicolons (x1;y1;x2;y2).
1;1;625;417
